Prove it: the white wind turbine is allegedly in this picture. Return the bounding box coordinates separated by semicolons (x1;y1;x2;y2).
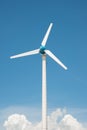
10;23;67;130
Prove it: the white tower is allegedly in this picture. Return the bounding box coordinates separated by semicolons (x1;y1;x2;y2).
42;54;47;130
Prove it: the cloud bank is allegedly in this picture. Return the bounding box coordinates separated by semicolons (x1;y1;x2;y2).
4;108;86;130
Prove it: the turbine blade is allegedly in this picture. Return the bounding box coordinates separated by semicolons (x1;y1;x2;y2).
10;49;39;59
45;50;67;70
41;23;53;46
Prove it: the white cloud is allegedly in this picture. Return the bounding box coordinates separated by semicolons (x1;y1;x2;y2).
4;114;41;130
59;114;86;130
3;108;87;130
4;114;32;130
0;106;41;130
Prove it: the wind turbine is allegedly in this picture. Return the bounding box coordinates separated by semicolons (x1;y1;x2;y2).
10;23;67;130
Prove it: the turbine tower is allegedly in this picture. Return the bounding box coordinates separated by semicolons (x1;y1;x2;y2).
10;23;67;130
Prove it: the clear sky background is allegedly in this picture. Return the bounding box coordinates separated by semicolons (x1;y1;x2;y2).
0;0;87;129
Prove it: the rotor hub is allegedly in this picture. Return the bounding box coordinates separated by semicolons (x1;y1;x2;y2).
40;46;46;54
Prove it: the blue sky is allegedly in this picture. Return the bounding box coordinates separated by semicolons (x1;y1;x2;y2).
0;0;87;128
